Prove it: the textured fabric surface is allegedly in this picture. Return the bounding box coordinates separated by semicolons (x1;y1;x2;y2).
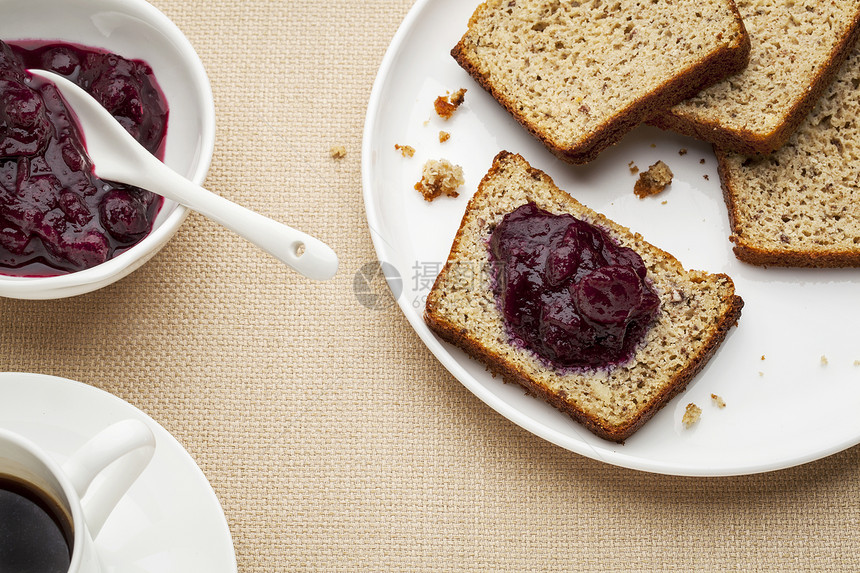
1;1;859;570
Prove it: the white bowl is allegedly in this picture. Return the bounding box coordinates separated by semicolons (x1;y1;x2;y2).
0;0;215;299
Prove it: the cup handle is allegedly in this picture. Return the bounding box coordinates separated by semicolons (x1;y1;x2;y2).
61;419;156;538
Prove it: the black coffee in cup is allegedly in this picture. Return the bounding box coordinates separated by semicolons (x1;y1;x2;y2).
0;475;74;572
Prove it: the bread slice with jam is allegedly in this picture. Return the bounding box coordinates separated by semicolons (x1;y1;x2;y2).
424;152;743;442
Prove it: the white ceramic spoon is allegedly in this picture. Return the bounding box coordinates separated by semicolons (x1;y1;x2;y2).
29;69;338;281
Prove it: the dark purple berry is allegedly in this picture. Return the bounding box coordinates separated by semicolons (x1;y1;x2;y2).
58;135;87;172
0;81;51;156
18;173;62;212
99;188;148;240
62;228;109;269
0;42;25;82
572;266;644;326
0;160;16;195
59;189;92;226
36;208;67;247
2;82;45;127
40;46;80;76
0;224;28;254
91;72;144;125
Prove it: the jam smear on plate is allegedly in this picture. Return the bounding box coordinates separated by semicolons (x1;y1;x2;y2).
0;39;168;276
489;202;661;369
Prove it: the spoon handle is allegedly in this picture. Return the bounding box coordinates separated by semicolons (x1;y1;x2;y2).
137;160;339;281
28;70;338;281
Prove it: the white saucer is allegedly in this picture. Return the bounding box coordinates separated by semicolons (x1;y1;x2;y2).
0;372;237;572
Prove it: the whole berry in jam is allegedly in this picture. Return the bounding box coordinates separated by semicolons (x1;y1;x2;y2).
99;188;150;241
0;80;52;156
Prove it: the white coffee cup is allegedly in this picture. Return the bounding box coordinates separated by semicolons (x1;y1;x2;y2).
0;419;156;572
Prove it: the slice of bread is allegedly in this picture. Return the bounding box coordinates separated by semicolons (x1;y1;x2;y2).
716;39;860;267
451;0;750;164
424;152;743;442
650;1;860;156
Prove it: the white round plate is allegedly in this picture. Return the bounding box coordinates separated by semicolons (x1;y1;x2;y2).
0;0;215;299
362;0;860;476
0;373;237;572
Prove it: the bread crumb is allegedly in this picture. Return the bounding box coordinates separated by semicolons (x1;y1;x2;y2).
634;160;673;198
679;148;687;156
699;158;706;164
395;144;415;158
854;360;860;366
711;394;726;408
414;159;464;201
650;143;657;148
703;174;710;180
329;145;346;159
661;200;668;205
628;161;639;175
434;88;467;119
682;403;702;428
761;355;765;360
439;131;451;143
821;355;829;366
759;371;764;377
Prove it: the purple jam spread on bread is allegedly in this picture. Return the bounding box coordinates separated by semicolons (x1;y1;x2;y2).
489;202;660;369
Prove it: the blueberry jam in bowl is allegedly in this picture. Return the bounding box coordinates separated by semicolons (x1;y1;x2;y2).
0;0;214;299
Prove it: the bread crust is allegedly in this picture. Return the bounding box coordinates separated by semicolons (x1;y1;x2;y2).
716;148;860;267
650;9;860;156
425;151;744;442
426;286;742;443
451;3;750;164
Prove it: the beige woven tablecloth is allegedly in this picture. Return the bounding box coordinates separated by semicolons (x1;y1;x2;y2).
2;1;859;570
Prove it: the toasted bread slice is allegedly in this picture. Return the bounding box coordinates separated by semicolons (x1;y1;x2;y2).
424;152;743;442
451;0;750;164
716;40;860;266
650;1;860;156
